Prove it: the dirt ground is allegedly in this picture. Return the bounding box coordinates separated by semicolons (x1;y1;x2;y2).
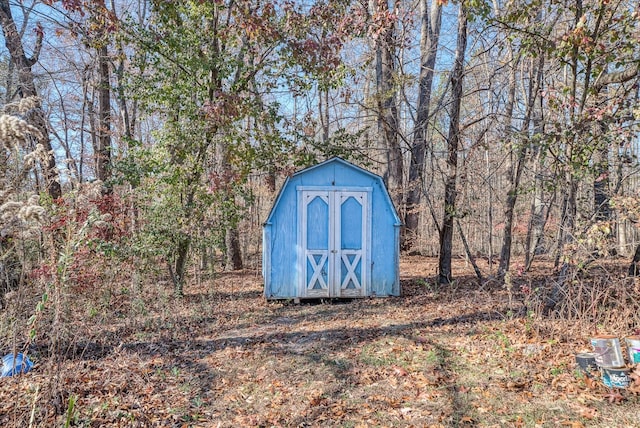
1;255;639;427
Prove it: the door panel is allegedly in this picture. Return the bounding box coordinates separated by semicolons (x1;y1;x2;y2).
301;189;368;298
337;192;366;297
340;252;361;290
340;196;363;249
307;252;328;291
303;192;330;297
306;195;329;250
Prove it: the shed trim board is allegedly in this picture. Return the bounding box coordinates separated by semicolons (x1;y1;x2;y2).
297;186;372;298
262;224;271;294
297;186;373;192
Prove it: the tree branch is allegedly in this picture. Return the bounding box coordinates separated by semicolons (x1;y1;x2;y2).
26;23;43;66
593;63;640;91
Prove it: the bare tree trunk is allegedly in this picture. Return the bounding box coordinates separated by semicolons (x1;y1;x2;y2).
94;0;112;185
173;235;190;296
456;219;482;282
498;54;544;277
114;55;133;140
225;226;243;271
216;116;243;271
589;120;615;257
404;0;442;250
373;0;402;210
554;178;578;268
593;126;611;221
554;0;583;269
523;108;546;269
438;3;467;284
628;243;640;276
171;142;211;293
96;43;112;184
589;42;612;247
111;0;135;141
485;147;494;268
85;80;100;183
0;0;61;200
319;88;329;144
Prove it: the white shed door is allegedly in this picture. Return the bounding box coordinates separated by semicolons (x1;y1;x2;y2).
301;190;368;298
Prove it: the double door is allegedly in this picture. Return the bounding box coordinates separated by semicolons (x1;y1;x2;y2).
299;188;369;298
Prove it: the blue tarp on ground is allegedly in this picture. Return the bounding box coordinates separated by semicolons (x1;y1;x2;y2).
1;353;33;377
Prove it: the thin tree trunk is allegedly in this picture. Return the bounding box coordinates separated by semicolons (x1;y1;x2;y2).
225;226;243;271
554;179;578;268
593;124;611;222
456;219;482;282
319;88;329;143
438;3;467;284
498;54;544;277
173;236;191;296
373;0;402;210
485;146;494;269
584;2;611;246
524;110;546;269
172;142;210;292
219;146;243;271
554;0;583;269
115;52;133;140
96;43;111;184
111;0;134;141
628;243;640;276
94;1;112;185
403;0;442;250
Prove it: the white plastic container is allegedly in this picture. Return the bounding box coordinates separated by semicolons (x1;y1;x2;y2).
590;335;625;368
625;335;640;365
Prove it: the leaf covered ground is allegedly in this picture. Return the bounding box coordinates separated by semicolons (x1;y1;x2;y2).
1;256;640;427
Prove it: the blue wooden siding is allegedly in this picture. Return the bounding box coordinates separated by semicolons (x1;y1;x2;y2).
263;157;401;299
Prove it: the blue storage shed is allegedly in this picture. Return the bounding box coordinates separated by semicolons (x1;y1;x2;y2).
263;157;401;300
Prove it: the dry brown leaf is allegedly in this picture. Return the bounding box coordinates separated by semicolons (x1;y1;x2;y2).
628;382;640;394
457;385;470;394
561;421;585;428
583;375;598;389
392;365;408;377
577;405;598;420
604;390;625;404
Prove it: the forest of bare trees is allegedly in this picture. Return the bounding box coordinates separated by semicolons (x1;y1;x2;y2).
1;1;640;424
0;0;638;298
